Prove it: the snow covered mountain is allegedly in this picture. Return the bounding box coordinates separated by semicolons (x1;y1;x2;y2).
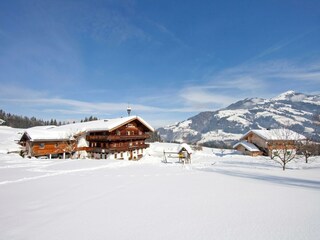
158;91;320;147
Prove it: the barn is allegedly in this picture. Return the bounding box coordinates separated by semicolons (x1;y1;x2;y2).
20;116;154;160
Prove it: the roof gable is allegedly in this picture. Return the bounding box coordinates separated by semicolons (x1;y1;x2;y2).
233;141;261;152
20;116;154;142
177;143;193;154
241;129;305;141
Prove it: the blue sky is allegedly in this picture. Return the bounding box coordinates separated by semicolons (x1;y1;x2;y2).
0;0;319;127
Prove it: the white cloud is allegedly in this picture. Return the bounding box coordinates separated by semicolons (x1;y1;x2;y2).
180;87;236;107
174;58;320;109
218;59;320;83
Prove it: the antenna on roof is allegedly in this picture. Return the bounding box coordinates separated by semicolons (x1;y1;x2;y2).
127;104;132;116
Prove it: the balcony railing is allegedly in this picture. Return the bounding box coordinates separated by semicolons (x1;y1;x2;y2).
80;144;150;153
86;134;149;141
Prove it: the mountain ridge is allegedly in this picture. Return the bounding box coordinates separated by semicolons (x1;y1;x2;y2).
158;91;320;147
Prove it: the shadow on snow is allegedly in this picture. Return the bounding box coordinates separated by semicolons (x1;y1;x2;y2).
198;168;320;190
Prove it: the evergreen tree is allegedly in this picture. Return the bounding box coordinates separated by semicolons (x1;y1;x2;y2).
0;109;60;128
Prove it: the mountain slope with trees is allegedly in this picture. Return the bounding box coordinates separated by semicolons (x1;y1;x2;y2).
158;91;320;147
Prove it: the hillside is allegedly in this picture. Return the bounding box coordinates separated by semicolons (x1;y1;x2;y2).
0;126;24;154
158;91;320;147
1;142;320;240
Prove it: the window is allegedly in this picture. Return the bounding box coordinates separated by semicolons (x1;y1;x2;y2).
116;130;120;136
127;131;130;136
39;143;45;149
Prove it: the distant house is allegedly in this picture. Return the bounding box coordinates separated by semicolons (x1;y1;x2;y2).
20;116;154;160
233;129;305;157
233;141;263;156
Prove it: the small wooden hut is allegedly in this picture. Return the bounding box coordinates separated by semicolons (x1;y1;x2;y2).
177;143;193;164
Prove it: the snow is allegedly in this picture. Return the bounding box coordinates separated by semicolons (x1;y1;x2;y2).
242;129;306;141
216;109;251;126
177;119;192;128
165;120;199;143
198;131;242;143
177;143;193;154
255;108;302;126
0;126;23;153
250;128;305;140
22;116;154;141
233;141;261;152
0;141;320;240
272;90;298;101
53;115;154;134
23;129;73;141
272;91;320;106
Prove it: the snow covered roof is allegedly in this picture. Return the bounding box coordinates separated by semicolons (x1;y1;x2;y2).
233;141;261;152
54;116;154;134
22;116;154;142
177;143;193;154
241;129;306;141
27;125;57;130
22;129;73;142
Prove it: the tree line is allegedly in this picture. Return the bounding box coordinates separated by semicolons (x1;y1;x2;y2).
0;109;99;128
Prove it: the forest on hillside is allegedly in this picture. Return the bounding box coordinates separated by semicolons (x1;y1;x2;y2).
0;109;98;128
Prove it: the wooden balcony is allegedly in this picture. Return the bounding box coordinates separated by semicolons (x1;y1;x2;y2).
86;134;149;141
80;144;150;153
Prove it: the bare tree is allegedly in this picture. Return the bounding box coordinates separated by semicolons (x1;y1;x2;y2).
269;128;303;171
54;133;77;159
62;140;77;159
296;139;316;163
295;113;320;163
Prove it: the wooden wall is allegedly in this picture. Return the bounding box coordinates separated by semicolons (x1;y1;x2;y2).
31;141;76;157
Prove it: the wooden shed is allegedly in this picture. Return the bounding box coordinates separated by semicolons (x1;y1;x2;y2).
177;143;193;164
233;141;263;156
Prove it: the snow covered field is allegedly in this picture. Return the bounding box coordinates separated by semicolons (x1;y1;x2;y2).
0;128;320;239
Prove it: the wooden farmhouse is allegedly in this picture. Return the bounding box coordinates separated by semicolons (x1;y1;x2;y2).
233;129;305;157
20;116;154;160
20;128;76;159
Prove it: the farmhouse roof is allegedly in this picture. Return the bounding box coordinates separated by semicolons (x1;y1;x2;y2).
177;143;193;154
233;141;261;152
21;129;73;142
21;116;154;142
241;129;305;141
